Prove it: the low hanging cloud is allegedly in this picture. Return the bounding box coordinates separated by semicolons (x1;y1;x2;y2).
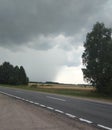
0;46;67;82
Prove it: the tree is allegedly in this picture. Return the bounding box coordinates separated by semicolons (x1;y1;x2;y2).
0;62;29;85
19;66;29;85
82;22;112;94
0;62;14;84
13;66;21;85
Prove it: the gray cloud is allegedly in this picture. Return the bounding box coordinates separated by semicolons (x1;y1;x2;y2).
0;0;111;83
0;46;67;82
0;0;107;50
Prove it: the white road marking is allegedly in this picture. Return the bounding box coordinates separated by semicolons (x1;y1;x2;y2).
1;90;112;130
47;96;66;102
40;104;46;107
79;118;92;124
21;98;26;101
29;101;34;103
47;107;54;110
97;124;112;130
16;96;20;99
55;109;64;114
25;99;29;102
65;113;76;118
34;102;39;105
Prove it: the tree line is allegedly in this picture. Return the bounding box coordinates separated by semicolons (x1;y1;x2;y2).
82;22;112;95
0;62;29;85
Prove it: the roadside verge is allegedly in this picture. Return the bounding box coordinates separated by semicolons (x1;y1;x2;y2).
0;93;100;130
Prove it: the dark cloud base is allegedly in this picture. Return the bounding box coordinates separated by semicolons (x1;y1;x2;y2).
0;0;107;50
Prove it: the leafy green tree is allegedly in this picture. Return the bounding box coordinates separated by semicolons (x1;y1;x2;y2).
0;62;29;85
19;66;29;85
0;62;13;84
82;22;112;94
13;66;21;85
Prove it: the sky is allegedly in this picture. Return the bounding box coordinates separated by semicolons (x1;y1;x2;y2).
0;0;112;84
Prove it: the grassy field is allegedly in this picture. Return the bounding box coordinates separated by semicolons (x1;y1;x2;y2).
1;83;112;102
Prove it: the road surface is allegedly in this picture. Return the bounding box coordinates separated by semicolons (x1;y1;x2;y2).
0;86;112;130
0;93;101;130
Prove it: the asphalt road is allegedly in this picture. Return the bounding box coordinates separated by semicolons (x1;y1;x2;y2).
0;86;112;130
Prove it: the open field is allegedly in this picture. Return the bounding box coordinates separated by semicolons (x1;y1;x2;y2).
1;83;112;102
29;82;94;90
32;84;93;90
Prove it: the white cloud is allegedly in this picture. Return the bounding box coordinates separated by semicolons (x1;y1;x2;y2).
55;65;85;84
0;42;83;83
0;46;66;82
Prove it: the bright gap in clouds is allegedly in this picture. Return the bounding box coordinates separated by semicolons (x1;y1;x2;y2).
0;36;85;84
0;33;86;84
55;65;85;84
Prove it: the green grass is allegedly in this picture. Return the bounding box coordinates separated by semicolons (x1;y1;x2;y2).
0;84;112;101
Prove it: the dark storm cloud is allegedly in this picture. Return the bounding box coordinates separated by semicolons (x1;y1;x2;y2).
0;0;107;49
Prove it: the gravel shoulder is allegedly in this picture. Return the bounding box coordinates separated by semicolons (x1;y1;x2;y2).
0;93;100;130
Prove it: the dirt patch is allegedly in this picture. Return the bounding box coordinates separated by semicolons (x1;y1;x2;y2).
0;94;100;130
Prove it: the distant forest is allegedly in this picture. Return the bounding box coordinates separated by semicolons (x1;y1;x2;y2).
0;62;29;85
